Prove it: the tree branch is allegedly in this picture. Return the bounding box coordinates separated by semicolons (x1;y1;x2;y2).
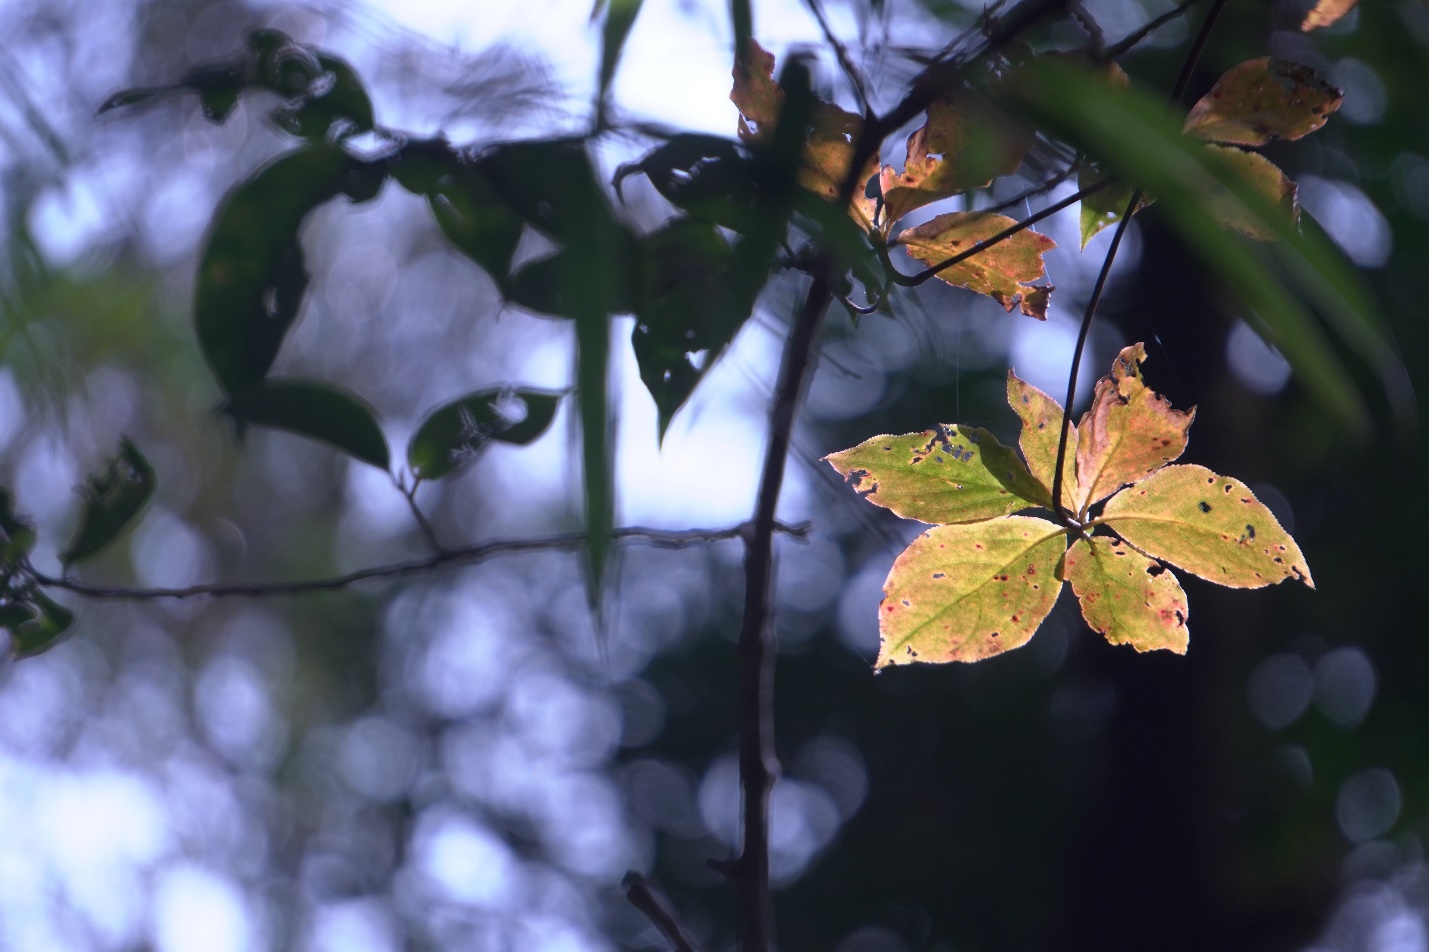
28;522;810;602
624;872;701;952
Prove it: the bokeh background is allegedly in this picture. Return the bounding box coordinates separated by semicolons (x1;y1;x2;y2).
1;0;1427;950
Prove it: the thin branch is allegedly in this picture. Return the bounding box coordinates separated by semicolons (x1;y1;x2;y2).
1050;0;1229;524
803;0;871;116
1070;0;1106;52
1104;0;1202;59
395;475;445;553
978;161;1080;216
624;873;701;952
28;522;810;602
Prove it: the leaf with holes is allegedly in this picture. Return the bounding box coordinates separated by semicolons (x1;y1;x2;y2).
1101;464;1313;589
1074;343;1194;513
408;388;563;481
1183;58;1343;148
61;438;156;567
824;424;1049;525
898;212;1055;319
1063;536;1189;654
831;342;1312;668
878;516;1065;667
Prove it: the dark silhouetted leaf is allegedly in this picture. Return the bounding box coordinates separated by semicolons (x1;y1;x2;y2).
61;438;156;566
9;591;73;660
595;0;644;116
1183;58;1343;147
0;489;36;563
631;219;749;436
224;380;390;470
477;139;621;246
507;242;639;318
196;145;381;397
615;136;768;234
408;388;563;480
270;54;375;140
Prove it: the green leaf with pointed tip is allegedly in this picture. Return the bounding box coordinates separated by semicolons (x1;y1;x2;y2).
508;244;639;318
10;591;74;660
1101;464;1313;590
596;0;644;114
576;309;613;608
824;424;1049;525
422;164;525;287
631;219;751;438
408;388;563;480
477;139;621;246
196;145;366;397
1078;165;1151;249
224;380;389;470
61;438;156;566
1063;536;1188;654
878;515;1065;667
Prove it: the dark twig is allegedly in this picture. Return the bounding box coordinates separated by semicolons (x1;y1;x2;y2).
1104;0;1202;59
395;475;445;553
1050;0;1229;524
28;522;810;602
624;873;701;952
803;0;871;116
1070;0;1106;51
979;161;1080;216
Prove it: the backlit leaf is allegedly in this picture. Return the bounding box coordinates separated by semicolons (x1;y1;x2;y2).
1078;165;1150;249
1074;343;1193;512
269;54;375;140
1302;0;1358;30
1200;145;1299;240
396;142;524;286
408;388;563;480
61;438;156;567
878;92;1031;230
1183;58;1343;147
878;516;1065;667
898;212;1055;319
823;424;1048;525
224;380;390;470
1101;464;1313;589
1063;536;1188;654
1007;370;1077;511
10;591;73;660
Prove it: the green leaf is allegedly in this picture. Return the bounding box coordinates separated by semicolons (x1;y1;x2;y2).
1015;57;1399;434
824;424;1049;525
422;162;525;287
9;591;73;660
196;145;373;397
614;136;768;233
1063;536;1189;654
1078;165;1150;249
408;388;563;480
477;139;621;246
1183;58;1343;147
878;515;1065;667
269;54;375;140
507;243;639;318
224;380;390;470
898;212;1055;319
595;0;644;116
61;438;157;567
0;489;36;563
576;309;613;607
1101;464;1313;590
631;219;751;437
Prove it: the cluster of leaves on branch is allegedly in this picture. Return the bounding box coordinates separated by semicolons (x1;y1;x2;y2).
0;0;1379;665
826;345;1312;668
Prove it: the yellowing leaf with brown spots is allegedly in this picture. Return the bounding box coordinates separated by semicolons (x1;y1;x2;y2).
878;516;1065;667
877;93;1032;231
823;424;1049;525
1302;0;1357;30
1063;536;1189;654
730;39;879;228
1074;343;1194;512
1183;58;1343;147
1101;464;1313;589
1007;370;1078;511
899;212;1055;319
1200;145;1299;240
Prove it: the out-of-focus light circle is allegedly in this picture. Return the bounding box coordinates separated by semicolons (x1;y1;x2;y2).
1248;653;1314;729
1226;319;1292;395
1298;175;1393;268
1336;768;1401;843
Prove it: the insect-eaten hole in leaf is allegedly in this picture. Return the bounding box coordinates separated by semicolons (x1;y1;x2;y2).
1198;501;1212;513
684;349;708;370
1146;562;1166;577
